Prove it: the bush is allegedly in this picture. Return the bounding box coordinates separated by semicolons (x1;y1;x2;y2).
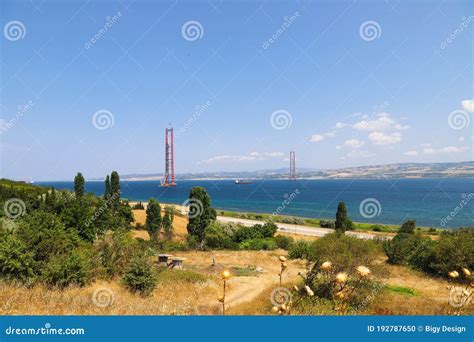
275;235;294;250
133;202;145;210
95;229;140;278
288;240;311;259
319;220;335;229
307;233;380;271
383;233;419;265
239;238;277;250
204;222;237;249
232;222;277;243
122;257;157;297
407;238;436;272
0;233;36;283
399;220;416;234
42;247;95;288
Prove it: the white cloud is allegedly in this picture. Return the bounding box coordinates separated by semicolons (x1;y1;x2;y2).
335;122;346;129
343;139;364;149
310;130;336;142
422;146;469;155
353;113;409;132
198;151;285;164
403;150;418;156
459;136;465;142
341;149;375;160
368;131;402;145
462;100;474;113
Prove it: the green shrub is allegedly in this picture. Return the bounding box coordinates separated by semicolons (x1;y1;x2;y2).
288;240;311;259
307;233;380;271
429;228;474;276
319;220;335;229
0;233;36;283
407;238;436;272
232;222;277;243
204;222;237;249
399;220;416;234
42;247;94;288
239;238;277;250
383;233;419;265
95;229;140;278
122;257;157;297
275;235;294;250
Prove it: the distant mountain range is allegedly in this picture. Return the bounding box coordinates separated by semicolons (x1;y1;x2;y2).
108;161;474;181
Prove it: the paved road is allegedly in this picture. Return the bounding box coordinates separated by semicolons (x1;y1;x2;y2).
216;216;392;240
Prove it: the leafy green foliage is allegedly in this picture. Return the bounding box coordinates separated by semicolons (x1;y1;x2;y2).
239;237;277;250
122;257;157;297
306;233;380;272
74;172;85;198
162;206;174;240
275;235;294;250
42;247;95;288
0;233;36;282
335;202;353;232
146;198;161;240
186;187;214;241
399;220;416;234
288;240;311;259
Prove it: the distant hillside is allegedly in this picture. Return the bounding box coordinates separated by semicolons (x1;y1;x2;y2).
107;161;474;181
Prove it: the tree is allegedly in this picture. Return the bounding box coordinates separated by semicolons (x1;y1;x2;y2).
74;172;85;198
110;171;121;207
399;220;416;234
335;201;353;233
162;206;174;240
104;175;111;199
186;187;214;241
146;199;161;240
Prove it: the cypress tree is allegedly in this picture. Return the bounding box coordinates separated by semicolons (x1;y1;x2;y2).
74;172;85;198
104;175;111;199
335;201;348;233
146;198;162;240
186;186;213;241
110;171;121;206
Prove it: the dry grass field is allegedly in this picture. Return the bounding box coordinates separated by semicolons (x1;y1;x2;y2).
1;209;469;316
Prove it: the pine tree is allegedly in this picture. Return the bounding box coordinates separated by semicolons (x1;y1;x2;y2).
74;172;85;198
162;206;174;240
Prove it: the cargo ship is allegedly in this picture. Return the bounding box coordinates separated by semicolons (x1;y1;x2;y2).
235;179;254;184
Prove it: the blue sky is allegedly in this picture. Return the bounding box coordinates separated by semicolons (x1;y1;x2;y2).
0;0;473;181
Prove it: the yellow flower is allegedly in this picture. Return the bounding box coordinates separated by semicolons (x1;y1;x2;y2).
448;271;459;278
279;256;287;262
462;268;471;276
320;261;332;271
304;285;314;297
272;306;280;313
335;272;348;283
356;266;371;277
222;270;232;280
336;291;345;299
281;262;288;269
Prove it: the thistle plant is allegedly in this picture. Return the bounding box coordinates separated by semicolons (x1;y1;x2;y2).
447;268;472;315
278;256;287;286
218;270;232;315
